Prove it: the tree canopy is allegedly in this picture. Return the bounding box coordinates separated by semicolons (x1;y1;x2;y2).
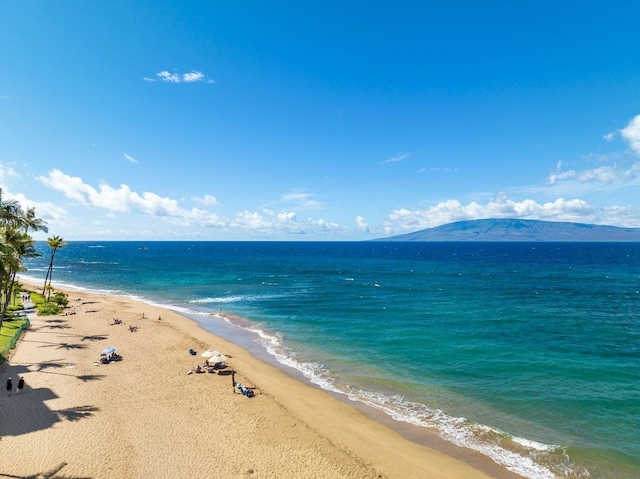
0;187;49;328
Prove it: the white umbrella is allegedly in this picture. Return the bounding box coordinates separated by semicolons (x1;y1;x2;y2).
207;354;228;365
201;349;220;358
102;347;117;355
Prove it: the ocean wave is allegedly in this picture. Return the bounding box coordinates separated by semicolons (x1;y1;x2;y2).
191;295;246;304
190;293;288;304
77;260;119;265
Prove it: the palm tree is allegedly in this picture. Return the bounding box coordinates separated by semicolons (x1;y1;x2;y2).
0;188;21;225
0;227;38;322
22;207;48;235
43;235;68;300
0;233;21;328
0;189;26;328
0;192;47;326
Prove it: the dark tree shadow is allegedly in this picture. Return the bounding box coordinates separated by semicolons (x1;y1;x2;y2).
44;324;72;330
55;405;99;422
33;361;67;372
80;335;108;342
76;374;105;383
55;343;88;351
44;319;68;324
28;323;71;332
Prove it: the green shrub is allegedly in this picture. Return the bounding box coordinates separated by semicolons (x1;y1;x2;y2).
51;291;69;306
37;302;63;316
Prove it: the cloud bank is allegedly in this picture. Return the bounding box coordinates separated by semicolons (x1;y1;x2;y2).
35;169;337;237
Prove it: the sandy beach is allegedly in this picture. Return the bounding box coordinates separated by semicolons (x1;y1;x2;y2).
0;284;509;479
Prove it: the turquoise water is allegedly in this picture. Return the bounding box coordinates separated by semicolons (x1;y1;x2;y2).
21;241;640;478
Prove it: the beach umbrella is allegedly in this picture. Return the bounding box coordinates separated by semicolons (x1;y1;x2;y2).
201;349;220;358
207;354;228;365
102;347;117;355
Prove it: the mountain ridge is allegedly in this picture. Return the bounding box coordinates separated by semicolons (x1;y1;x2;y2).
376;219;640;242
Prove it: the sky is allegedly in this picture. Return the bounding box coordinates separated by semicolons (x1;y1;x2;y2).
1;1;640;241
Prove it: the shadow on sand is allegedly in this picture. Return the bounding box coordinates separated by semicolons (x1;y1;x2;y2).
0;461;92;478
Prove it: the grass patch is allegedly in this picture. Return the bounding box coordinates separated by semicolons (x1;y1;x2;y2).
0;316;30;364
0;289;31;363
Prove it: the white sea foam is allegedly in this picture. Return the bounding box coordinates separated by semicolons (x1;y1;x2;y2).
191;295;246;304
190;293;289;304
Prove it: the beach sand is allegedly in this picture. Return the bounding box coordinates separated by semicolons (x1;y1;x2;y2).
0;284;510;479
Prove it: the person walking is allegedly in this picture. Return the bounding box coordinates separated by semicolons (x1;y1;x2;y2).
6;377;12;396
17;376;24;394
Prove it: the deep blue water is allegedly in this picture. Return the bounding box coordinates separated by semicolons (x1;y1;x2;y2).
21;241;640;479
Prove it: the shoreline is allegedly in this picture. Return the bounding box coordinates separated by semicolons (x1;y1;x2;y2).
1;281;521;478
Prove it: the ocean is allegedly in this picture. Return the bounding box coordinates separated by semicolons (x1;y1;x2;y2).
20;241;640;479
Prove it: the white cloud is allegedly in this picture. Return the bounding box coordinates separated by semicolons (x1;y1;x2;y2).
226;209;339;236
308;217;339;230
146;70;213;84
380;193;608;234
231;209;301;233
124;153;138;164
182;71;204;82
547;160;640;186
355;215;370;232
9;192;67;222
0;164;19;182
37;169;198;218
280;191;321;208
621;114;640;156
34;169;342;237
157;71;181;83
383;151;413;164
192;194;219;206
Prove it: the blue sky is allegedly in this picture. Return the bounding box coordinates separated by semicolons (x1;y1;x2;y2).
2;1;640;241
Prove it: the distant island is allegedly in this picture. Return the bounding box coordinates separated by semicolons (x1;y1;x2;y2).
377;219;640;242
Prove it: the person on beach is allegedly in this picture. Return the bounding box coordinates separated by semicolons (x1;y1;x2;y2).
17;377;24;394
157;315;161;321
6;377;12;396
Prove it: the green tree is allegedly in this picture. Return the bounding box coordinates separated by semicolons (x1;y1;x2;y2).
43;235;68;300
22;207;49;235
0;227;38;320
0;189;46;328
0;188;21;225
0;206;47;320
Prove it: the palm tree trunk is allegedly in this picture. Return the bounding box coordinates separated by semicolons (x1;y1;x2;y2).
43;252;55;297
0;270;16;322
0;270;6;329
